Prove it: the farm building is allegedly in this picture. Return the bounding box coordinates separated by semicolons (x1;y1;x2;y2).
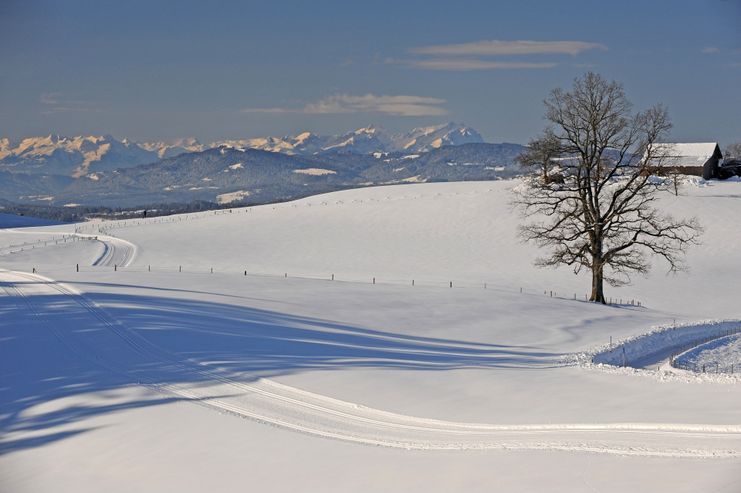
646;142;723;179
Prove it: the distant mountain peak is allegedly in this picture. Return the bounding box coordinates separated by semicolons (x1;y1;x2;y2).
390;122;483;153
354;125;381;135
0;123;488;178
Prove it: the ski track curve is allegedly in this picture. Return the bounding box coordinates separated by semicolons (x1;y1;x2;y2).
90;234;137;267
3;230;741;458
0;227;135;267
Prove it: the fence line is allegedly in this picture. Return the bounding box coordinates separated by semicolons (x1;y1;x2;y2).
51;260;646;307
0;234;95;256
669;330;741;374
5;212;646;307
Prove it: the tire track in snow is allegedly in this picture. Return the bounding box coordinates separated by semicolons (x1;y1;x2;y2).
3;269;741;458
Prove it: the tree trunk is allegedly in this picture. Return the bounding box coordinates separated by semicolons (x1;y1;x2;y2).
590;264;606;304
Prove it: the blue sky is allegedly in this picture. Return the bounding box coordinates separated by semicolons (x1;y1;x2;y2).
1;0;739;145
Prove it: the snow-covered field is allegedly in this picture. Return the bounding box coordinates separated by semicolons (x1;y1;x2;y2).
1;179;740;492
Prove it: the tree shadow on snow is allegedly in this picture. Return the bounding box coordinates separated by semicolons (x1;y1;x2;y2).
0;278;562;455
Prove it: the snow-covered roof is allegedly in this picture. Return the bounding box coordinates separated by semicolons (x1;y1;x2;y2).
648;142;721;167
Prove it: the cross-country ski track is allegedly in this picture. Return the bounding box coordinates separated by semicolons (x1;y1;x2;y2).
2;236;740;458
89;234;137;268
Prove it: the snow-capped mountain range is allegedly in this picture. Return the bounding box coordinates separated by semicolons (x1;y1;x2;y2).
0;134;156;177
0;134;204;177
1;140;526;209
219;123;483;155
0;123;483;177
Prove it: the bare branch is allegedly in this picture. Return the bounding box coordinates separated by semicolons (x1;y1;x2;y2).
514;72;703;303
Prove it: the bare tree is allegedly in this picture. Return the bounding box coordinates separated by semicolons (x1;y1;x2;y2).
668;168;681;196
517;130;561;183
725;142;741;159
515;73;703;304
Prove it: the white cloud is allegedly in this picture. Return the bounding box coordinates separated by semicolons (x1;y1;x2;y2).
239;107;293;114
397;58;556;71
243;93;447;116
394;39;606;72
410;40;607;57
40;92;60;105
701;46;720;54
40;92;99;114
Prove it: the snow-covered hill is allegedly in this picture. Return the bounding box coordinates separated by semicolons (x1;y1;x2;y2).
2;179;741;492
0;212;63;228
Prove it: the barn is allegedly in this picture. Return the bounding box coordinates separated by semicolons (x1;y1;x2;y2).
646;142;724;179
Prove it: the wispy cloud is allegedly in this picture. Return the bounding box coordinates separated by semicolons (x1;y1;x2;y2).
40;93;60;105
240;107;294;114
389;58;556;71
40;92;99;114
243;93;447;116
410;40;607;57
701;46;720;54
395;39;606;71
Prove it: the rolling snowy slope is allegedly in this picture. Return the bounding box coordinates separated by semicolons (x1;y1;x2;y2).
87;179;741;317
1;179;741;492
0;213;63;229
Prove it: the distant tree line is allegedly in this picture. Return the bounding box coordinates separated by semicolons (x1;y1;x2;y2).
0;199;223;223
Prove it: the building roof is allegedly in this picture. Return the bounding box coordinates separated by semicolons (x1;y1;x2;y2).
648;142;721;167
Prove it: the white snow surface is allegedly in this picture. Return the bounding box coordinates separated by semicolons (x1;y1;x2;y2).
292;168;337;176
674;334;741;373
216;190;251;204
2;179;741;492
0;213;63;229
